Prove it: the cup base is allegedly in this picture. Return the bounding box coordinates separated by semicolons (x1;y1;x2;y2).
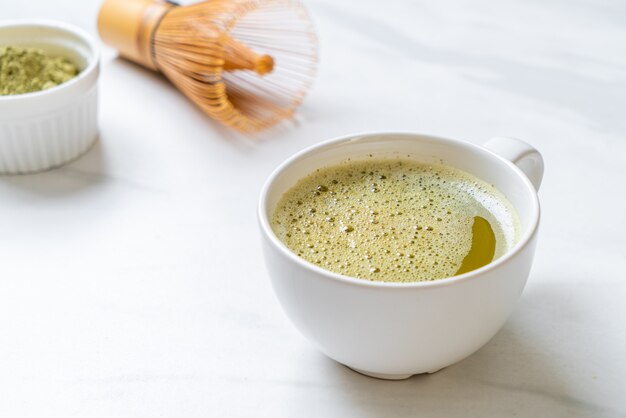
348;367;413;380
348;365;446;380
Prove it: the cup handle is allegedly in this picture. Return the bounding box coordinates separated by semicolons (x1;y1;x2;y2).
484;136;544;191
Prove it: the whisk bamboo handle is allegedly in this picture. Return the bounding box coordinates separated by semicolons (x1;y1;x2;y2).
98;0;172;70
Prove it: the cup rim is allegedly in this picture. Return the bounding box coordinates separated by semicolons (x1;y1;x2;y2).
0;19;100;102
258;131;541;289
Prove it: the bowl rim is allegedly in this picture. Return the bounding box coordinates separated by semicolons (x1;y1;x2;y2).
0;19;100;101
258;131;541;289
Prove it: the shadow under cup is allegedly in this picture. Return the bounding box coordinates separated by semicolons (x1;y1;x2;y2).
259;132;541;379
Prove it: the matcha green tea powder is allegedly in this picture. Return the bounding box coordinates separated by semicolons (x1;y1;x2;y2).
0;46;79;95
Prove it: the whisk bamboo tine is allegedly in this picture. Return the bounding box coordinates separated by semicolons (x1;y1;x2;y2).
220;34;274;75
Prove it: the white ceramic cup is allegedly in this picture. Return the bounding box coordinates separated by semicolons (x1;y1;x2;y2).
0;20;100;174
258;132;543;380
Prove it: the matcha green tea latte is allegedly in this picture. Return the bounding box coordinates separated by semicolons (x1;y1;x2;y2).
271;159;521;282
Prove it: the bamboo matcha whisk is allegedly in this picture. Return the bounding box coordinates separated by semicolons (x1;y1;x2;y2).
98;0;317;132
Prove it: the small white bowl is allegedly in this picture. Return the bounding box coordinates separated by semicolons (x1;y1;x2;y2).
0;20;100;174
